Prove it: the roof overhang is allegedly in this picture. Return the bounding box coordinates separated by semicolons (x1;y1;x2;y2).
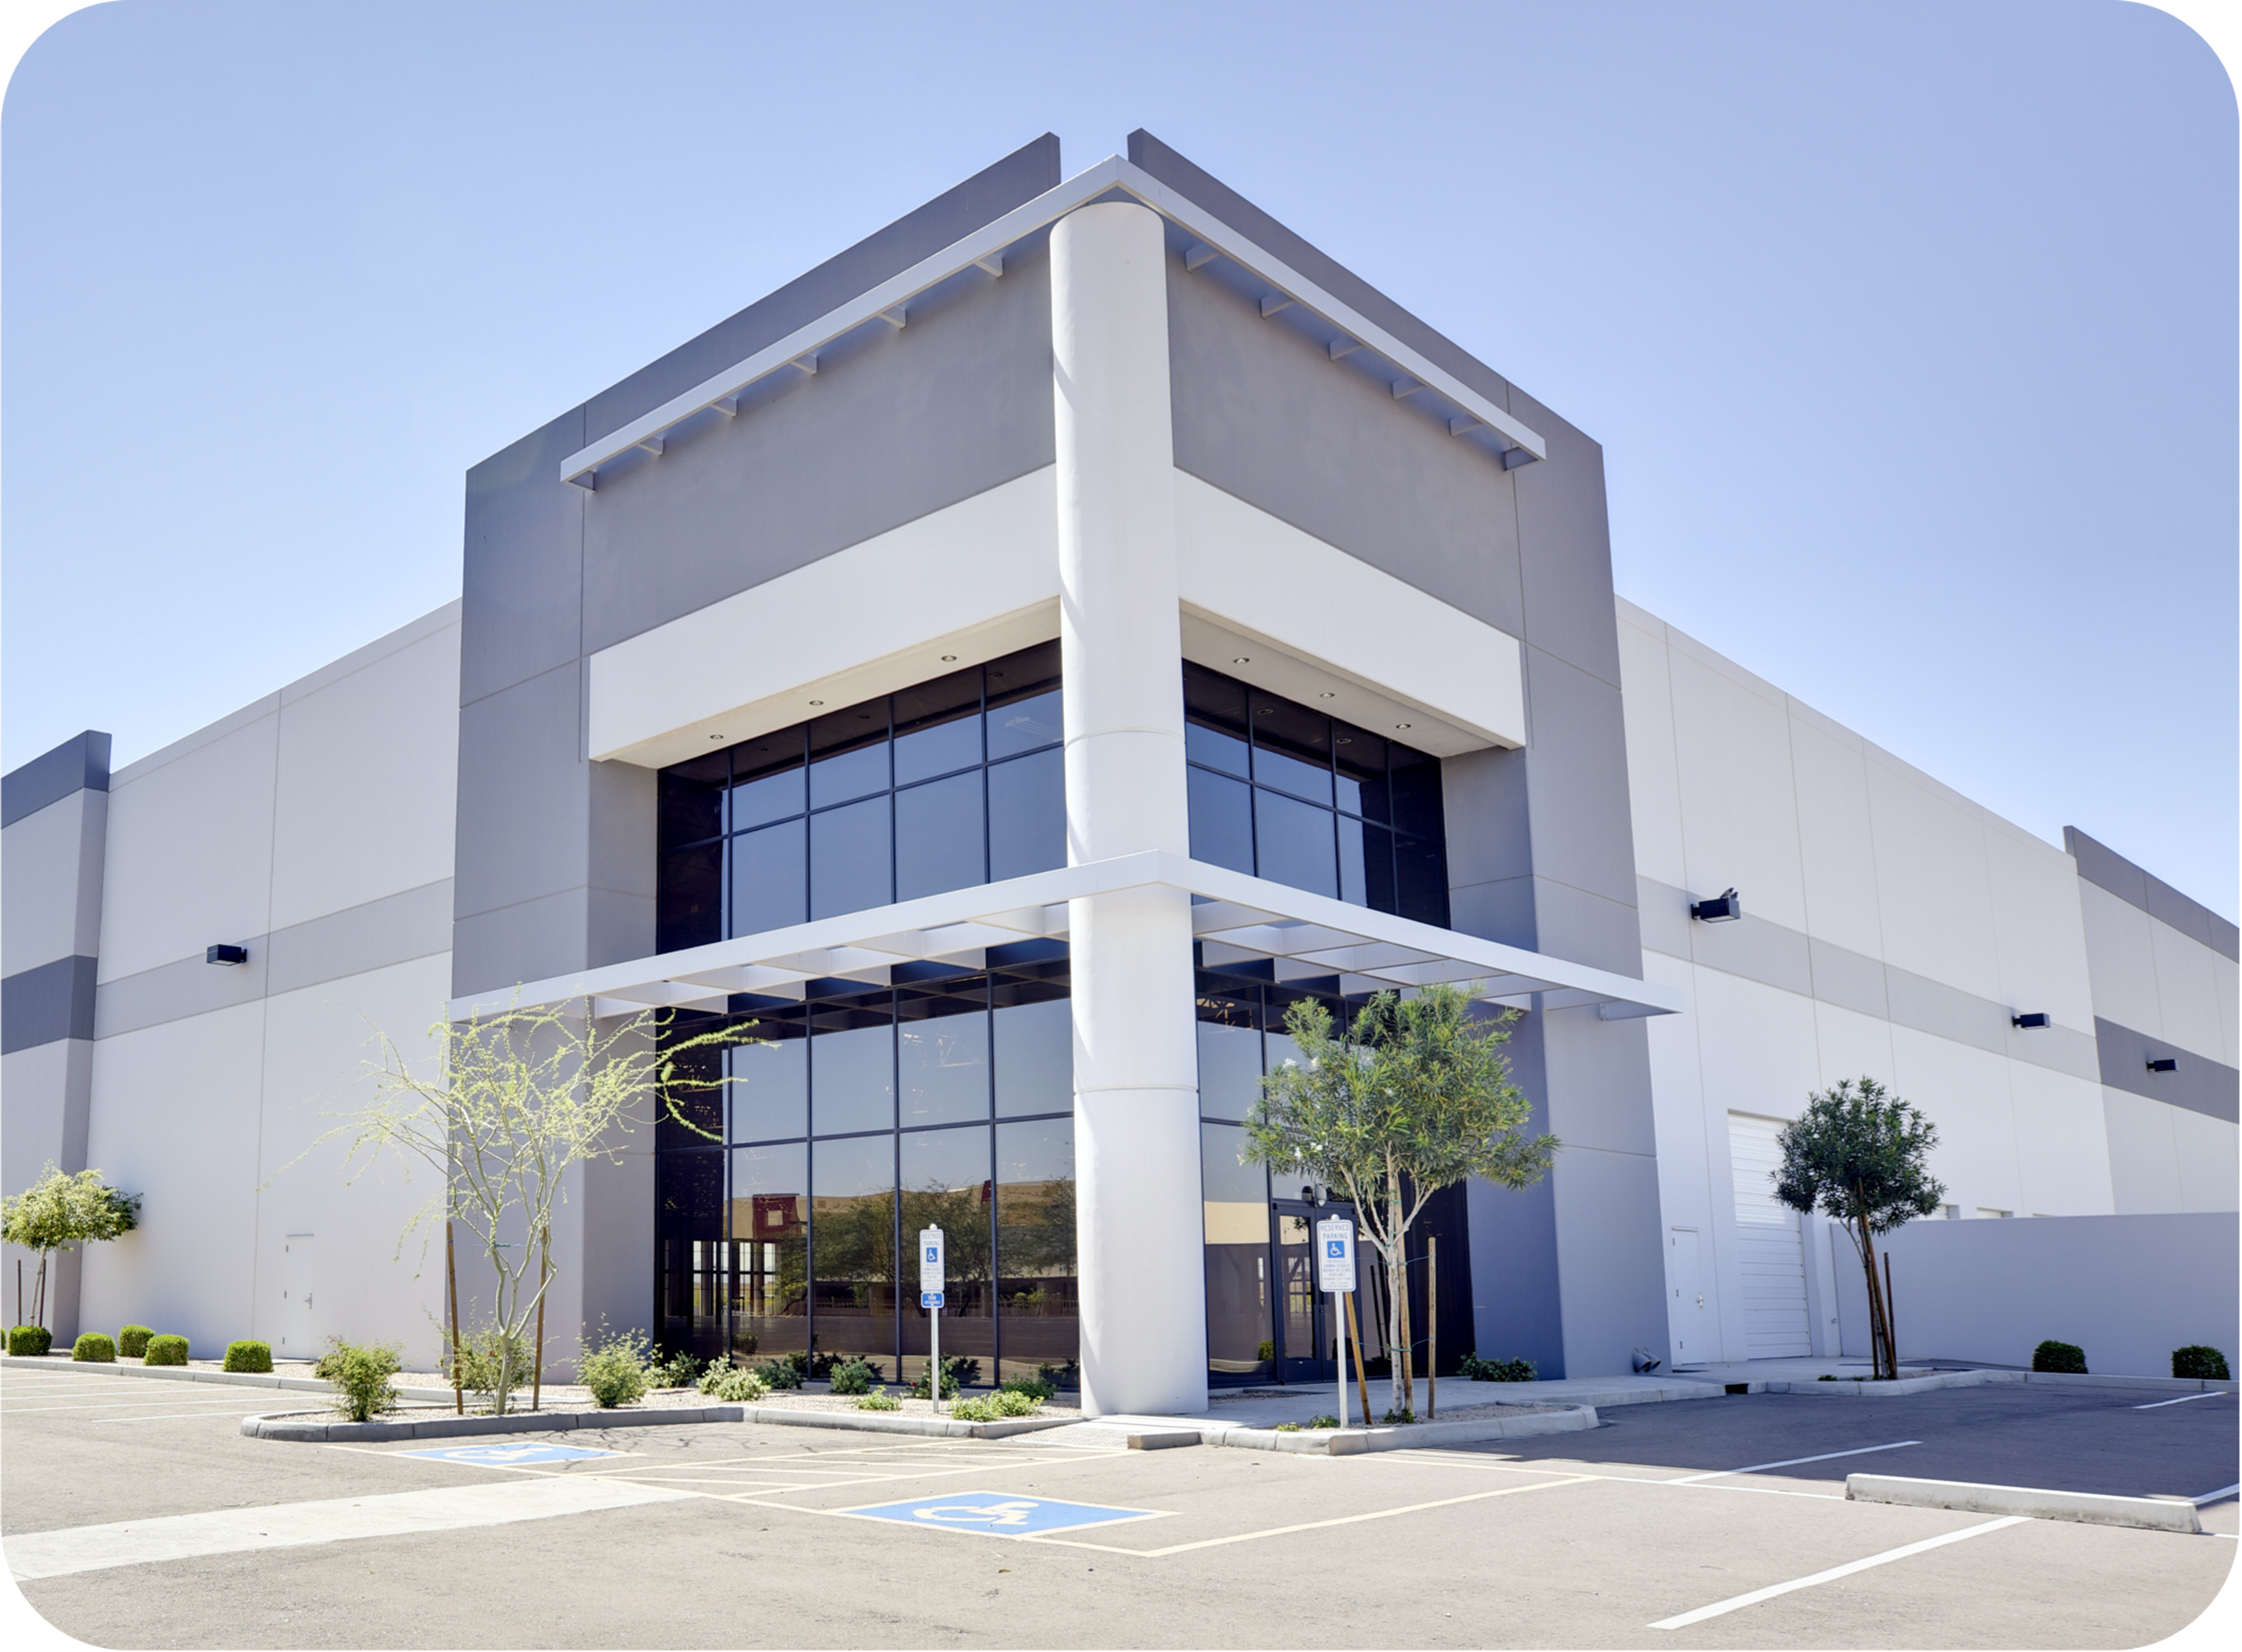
448;852;1679;1024
556;155;1545;490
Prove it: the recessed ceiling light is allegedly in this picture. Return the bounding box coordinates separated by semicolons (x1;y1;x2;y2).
1395;723;1412;731
941;654;957;662
1318;692;1335;699
809;700;824;707
1233;656;1251;664
708;733;725;741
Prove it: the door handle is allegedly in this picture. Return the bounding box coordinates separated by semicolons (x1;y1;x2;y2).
1696;1292;1704;1308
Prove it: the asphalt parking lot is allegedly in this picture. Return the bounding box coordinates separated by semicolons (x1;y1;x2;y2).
4;1362;2234;1649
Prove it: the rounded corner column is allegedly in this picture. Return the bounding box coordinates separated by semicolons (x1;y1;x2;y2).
1051;201;1208;1419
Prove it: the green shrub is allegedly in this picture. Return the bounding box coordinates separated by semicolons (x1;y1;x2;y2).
991;1389;1040;1417
856;1388;900;1411
1817;1373;1840;1382
143;1334;189;1367
828;1358;880;1396
314;1338;402;1422
1273;1421;1301;1433
910;1355;977;1400
577;1326;652;1409
950;1395;1007;1422
2032;1340;2087;1374
9;1325;53;1357
224;1339;273;1373
697;1361;768;1403
648;1347;702;1388
117;1325;154;1358
1000;1374;1055;1403
1256;1339;1275;1362
72;1332;116;1362
1459;1352;1536;1382
1381;1407;1417;1424
2173;1346;2230;1381
754;1358;805;1390
446;1323;534;1395
1306;1413;1341;1429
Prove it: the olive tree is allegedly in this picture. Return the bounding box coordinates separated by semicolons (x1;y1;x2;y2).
1773;1076;1944;1381
1243;982;1557;1417
2;1165;140;1330
306;999;757;1413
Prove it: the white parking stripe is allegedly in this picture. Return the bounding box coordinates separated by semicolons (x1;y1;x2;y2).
1668;1441;1920;1483
1649;1517;2029;1629
3;1398;293;1413
5;1476;696;1580
2133;1392;2231;1409
2192;1483;2240;1505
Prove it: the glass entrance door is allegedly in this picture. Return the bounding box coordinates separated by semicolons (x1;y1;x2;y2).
1270;1199;1353;1382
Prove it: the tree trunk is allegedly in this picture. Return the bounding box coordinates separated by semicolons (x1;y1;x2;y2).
1858;1219;1892;1380
33;1253;47;1329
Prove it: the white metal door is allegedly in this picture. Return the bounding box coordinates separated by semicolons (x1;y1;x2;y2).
1667;1227;1706;1362
279;1235;315;1358
1728;1114;1812;1358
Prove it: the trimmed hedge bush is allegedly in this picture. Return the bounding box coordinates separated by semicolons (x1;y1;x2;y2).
117;1325;154;1359
1459;1352;1537;1382
143;1334;189;1367
696;1361;768;1403
72;1332;117;1362
224;1340;273;1373
2032;1339;2088;1374
9;1325;53;1357
2173;1345;2230;1381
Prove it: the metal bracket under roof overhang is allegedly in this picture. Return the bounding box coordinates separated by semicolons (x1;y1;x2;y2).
448;851;1676;1023
556;157;1545;490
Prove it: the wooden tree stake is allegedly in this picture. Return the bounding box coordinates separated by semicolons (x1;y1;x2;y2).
446;1219;463;1415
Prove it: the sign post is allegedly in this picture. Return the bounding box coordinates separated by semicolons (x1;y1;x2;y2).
1315;1214;1356;1428
919;1226;945;1415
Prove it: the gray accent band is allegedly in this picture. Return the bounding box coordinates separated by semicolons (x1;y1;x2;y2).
1638;877;2101;1083
2;954;98;1052
2065;825;2239;963
93;879;453;1041
2;731;112;828
2094;1016;2240;1123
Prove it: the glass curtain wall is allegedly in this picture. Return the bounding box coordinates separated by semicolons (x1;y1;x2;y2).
656;955;1078;1389
1182;662;1450;927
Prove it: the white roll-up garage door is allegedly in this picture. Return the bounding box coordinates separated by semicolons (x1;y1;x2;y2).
1727;1113;1812;1358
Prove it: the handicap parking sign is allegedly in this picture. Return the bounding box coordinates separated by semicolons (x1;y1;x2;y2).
399;1442;628;1466
840;1489;1159;1538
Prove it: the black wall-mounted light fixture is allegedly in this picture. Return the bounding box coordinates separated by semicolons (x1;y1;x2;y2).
2011;1013;2052;1030
2147;1057;2178;1074
206;944;248;966
1690;888;1742;923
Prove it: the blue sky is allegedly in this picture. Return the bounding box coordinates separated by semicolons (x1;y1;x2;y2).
3;1;2234;914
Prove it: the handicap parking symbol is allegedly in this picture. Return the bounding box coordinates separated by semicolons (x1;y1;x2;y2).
840;1489;1159;1538
399;1443;628;1466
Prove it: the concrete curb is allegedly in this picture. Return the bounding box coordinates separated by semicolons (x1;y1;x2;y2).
1764;1369;2239;1398
1846;1472;2204;1533
2;1353;465;1405
1207;1405;1598;1456
239;1402;1077;1444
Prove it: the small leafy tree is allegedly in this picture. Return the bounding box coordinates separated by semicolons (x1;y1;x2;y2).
302;999;757;1414
1244;982;1557;1416
1773;1077;1944;1381
1;1165;141;1329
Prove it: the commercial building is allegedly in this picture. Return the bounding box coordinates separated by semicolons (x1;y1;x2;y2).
6;135;2232;1409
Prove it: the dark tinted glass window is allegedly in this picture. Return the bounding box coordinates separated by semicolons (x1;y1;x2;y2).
660;750;729;846
730;1142;807;1362
895;772;984;901
1181;664;1447;927
733;818;806;935
657;842;724;952
993;977;1071;1117
809;706;890;808
899;980;990;1127
730;735;807;830
809;1132;897;1371
811;992;894;1137
894;668;983;786
810;797;891;919
730;1009;808;1142
995;1117;1077;1384
987;749;1064;880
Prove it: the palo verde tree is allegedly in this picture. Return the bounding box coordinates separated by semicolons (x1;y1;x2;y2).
308;999;759;1414
1772;1076;1944;1381
1244;982;1556;1417
1;1165;141;1330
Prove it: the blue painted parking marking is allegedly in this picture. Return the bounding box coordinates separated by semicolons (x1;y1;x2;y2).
398;1443;628;1466
838;1489;1161;1538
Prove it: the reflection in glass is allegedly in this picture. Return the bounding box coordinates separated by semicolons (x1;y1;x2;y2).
656;1029;725;1150
1187;767;1255;877
809;706;890;807
729;1011;807;1142
729;1142;807;1364
733;818;806;936
994;986;1071;1117
657;1151;726;1363
1255;788;1339;898
811;1001;893;1136
810;797;890;919
987;748;1064;881
659;750;728;846
986;688;1063;760
1201;1123;1270;1379
1195;1011;1263;1123
899;1125;994;1382
893;668;983;785
810;1133;897;1375
729;733;806;830
657;842;723;953
997;1118;1077;1384
898;980;989;1127
894;772;984;901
